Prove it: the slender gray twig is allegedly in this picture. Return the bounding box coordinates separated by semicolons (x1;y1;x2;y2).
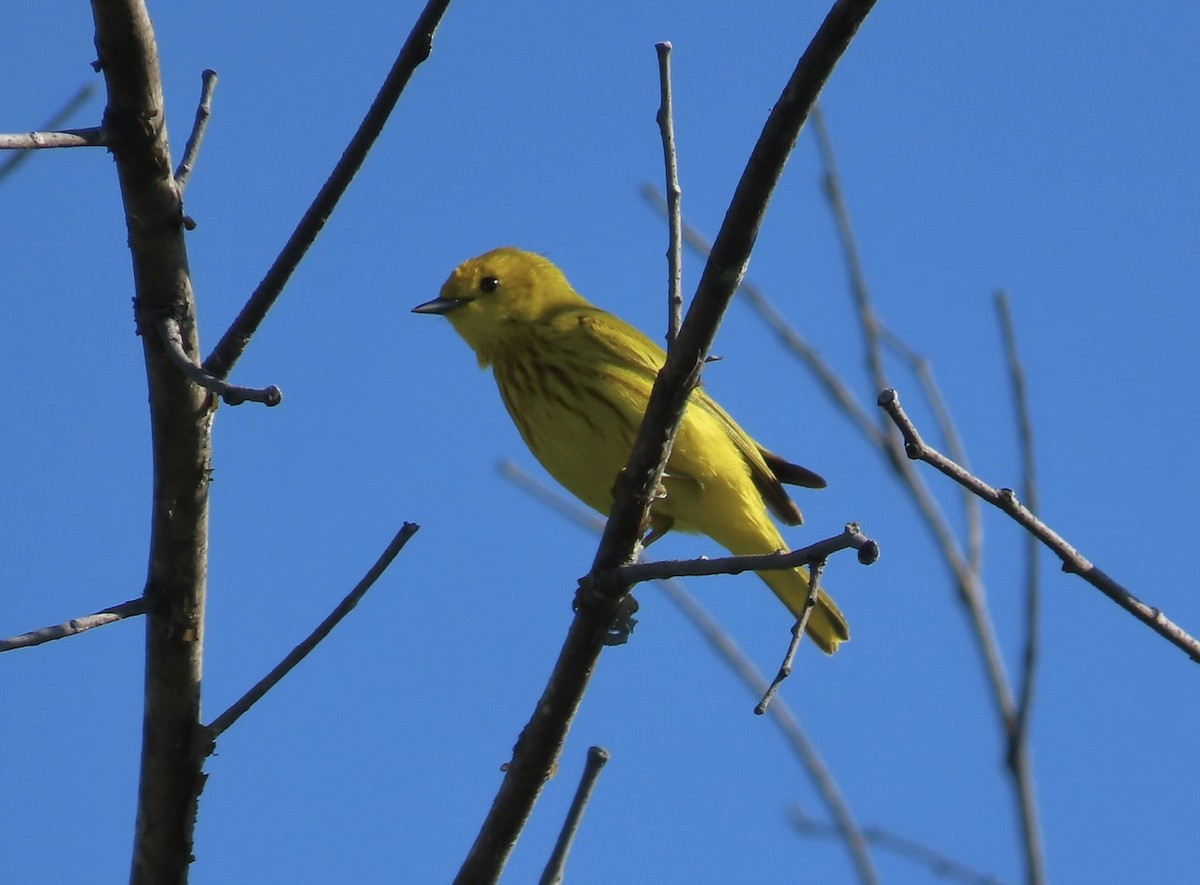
538;747;611;885
791;807;1001;885
0;597;146;652
996;292;1041;739
614;525;876;587
157;316;282;406
653;42;684;345
497;459;879;885
880;388;1200;663
639;184;885;448
202;0;454;381
811;106;890;431
995;292;1045;881
174;69;218;190
200;523;419;744
0;83;99;180
757;559;825;714
879;323;985;575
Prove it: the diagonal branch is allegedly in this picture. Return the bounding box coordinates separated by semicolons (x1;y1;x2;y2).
879;387;1200;663
202;0;454;381
0;597;146;653
538;746;611;885
498;459;880;885
455;5;879;880
200;523;419;746
173;69;218;190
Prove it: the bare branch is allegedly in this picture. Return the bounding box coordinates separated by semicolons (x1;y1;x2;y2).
995;292;1046;881
538;746;611;885
0;597;145;653
202;0;455;381
613;524;877;586
757;560;824;714
879;387;1200;663
0;83;100;180
157;315;281;406
878;323;985;574
457;8;880;879
201;523;419;744
497;460;879;884
0;128;105;151
88;0;214;880
639;184;885;448
653;42;684;345
811;105;890;429
174;68;217;190
791;807;1001;885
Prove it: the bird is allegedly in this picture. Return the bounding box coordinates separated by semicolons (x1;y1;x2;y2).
413;247;849;653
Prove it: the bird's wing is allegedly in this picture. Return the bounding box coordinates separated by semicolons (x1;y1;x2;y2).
571;308;824;526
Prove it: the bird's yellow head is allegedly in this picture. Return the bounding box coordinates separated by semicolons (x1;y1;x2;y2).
413;247;590;362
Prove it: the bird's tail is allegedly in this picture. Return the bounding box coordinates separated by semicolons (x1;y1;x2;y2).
757;565;849;655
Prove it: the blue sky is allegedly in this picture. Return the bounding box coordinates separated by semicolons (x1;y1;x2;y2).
3;1;1198;882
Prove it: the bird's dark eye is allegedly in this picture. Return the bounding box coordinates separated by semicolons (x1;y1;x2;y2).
480;276;500;293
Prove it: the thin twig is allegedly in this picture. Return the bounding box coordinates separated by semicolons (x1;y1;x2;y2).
757;559;825;714
538;746;611;885
995;292;1046;882
158;316;282;406
653;42;684;346
200;523;419;744
811;115;1023;759
996;292;1041;740
497;460;879;885
879;388;1200;663
879;323;985;574
0;597;146;652
0;83;99;180
202;0;454;381
639;184;885;448
811;106;890;431
613;525;876;587
174;69;217;190
791;808;1001;885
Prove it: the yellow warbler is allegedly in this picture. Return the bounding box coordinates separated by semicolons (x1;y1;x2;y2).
414;247;849;653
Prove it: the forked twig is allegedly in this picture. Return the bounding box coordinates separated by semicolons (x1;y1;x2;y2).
498;460;879;884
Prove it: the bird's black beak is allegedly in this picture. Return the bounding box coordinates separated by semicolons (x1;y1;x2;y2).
412;296;468;315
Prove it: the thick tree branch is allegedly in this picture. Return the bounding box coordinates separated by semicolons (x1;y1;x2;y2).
456;6;879;879
88;2;211;882
879;388;1200;663
497;459;880;884
202;0;454;381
